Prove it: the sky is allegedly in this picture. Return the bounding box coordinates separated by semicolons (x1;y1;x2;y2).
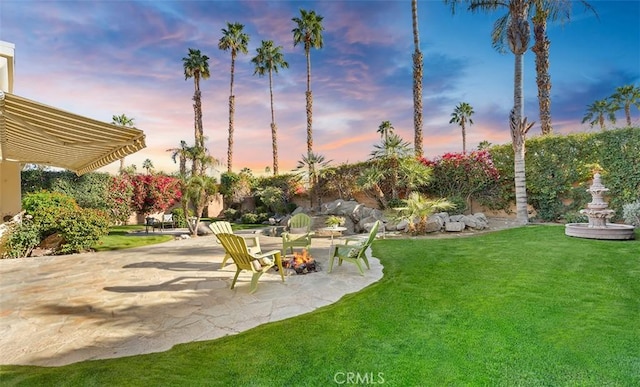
2;0;639;176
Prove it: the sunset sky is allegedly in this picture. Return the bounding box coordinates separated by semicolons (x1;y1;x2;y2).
2;0;639;176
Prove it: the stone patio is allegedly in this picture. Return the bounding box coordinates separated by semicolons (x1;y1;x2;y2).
0;231;383;366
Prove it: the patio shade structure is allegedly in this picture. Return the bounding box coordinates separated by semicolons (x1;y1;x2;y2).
0;91;146;175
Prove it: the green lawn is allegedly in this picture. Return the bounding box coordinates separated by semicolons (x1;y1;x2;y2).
92;225;174;251
2;225;639;386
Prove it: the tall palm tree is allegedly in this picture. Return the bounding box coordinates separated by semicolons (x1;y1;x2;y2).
182;48;210;151
251;40;289;176
611;84;640;126
411;0;424;158
292;8;324;157
530;1;595;135
447;0;532;224
111;114;135;172
377;120;394;143
484;0;596;136
219;22;250;173
449;102;475;154
582;99;617;130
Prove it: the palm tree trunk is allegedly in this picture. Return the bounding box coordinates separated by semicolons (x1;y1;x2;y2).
269;70;278;175
512;52;529;225
228;95;234;172
625;104;631;126
533;14;553;135
461;122;466;154
305;45;313;155
412;0;424;158
228;55;236;172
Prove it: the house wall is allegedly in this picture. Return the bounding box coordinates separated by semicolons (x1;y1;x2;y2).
0;161;21;221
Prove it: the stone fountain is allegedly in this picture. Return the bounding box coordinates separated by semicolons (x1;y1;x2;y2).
565;173;635;240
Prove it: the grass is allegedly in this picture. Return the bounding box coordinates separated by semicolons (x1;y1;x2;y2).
2;225;639;386
92;225;174;251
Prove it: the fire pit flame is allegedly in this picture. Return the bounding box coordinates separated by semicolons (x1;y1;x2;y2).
286;249;317;274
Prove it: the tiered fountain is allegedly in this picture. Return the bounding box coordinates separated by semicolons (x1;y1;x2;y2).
565;172;635;240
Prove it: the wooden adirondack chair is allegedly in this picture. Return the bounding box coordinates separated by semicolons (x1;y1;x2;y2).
328;221;380;276
282;213;313;255
209;221;261;267
216;233;284;294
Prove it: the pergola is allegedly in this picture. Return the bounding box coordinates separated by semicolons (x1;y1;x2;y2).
0;41;146;221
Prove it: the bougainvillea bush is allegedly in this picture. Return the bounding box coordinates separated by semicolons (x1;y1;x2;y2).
420;150;500;213
129;174;182;217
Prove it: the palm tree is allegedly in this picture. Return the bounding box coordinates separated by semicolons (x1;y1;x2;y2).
251;40;289;176
449;102;475;154
219;22;250;173
292;8;324;157
447;0;533;224
296;152;331;209
480;0;595;136
111;114;135;172
377;120;394;143
370;133;413;201
611;84;640;126
142;159;154;175
411;0;424;158
182;48;210;151
582;99;617;130
530;0;596;135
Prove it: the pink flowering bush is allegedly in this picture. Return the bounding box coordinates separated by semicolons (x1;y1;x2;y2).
420;150;500;213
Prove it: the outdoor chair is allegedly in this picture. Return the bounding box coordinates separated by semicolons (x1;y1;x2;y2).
282;213;313;255
209;221;261;267
216;233;284;294
328;220;380;276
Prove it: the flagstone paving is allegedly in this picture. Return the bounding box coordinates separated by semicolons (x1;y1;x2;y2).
0;231;383;366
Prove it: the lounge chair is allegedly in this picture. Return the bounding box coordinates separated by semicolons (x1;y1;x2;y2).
328;220;380;276
209;221;261;267
282;213;313;255
216;233;284;294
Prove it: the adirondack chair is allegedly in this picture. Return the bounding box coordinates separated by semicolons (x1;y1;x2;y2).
282;213;313;255
216;233;284;294
328;220;380;276
209;221;261;267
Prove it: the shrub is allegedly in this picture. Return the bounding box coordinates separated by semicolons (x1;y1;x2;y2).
2;219;40;259
223;208;238;221
240;213;259;224
172;207;193;228
257;186;286;214
56;208;110;254
622;200;640;227
421;150;500;214
561;211;588;224
22;191;79;237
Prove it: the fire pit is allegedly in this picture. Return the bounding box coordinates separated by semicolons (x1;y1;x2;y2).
284;249;317;274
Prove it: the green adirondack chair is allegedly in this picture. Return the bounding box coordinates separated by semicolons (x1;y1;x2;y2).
282;213;313;255
328;220;380;276
209;221;261;267
216;233;284;294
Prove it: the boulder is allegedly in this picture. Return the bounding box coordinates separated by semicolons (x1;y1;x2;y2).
424;217;444;233
445;221;466;232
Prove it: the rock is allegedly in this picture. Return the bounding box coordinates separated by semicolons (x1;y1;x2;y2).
395;219;409;232
425;217;444;233
445;221;465;232
39;233;64;251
